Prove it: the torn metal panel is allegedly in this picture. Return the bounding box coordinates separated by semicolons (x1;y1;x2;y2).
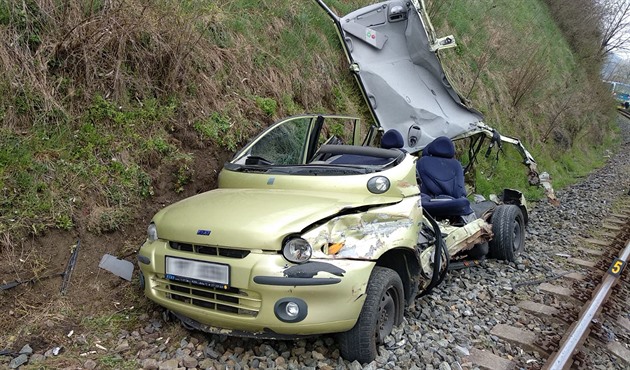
304;197;422;260
452;123;540;184
99;254;134;281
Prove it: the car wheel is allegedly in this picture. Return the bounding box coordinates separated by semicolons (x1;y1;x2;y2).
338;266;404;363
489;204;525;262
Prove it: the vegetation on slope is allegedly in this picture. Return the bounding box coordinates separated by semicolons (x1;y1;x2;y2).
0;0;370;239
0;0;619;241
427;0;617;195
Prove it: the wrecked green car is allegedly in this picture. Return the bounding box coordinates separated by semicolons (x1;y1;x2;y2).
138;0;543;363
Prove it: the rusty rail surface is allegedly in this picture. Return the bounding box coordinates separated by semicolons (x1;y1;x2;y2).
544;240;630;370
618;108;630;120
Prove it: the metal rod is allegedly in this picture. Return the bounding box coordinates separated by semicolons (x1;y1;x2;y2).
313;0;339;22
545;240;630;369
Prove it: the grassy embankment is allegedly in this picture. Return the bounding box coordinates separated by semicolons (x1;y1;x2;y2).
428;0;618;195
0;0;369;240
0;0;619;241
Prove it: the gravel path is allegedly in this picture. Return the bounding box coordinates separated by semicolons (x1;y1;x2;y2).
6;116;629;370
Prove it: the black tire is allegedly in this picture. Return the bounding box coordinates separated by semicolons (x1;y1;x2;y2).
338;266;404;363
489;205;525;262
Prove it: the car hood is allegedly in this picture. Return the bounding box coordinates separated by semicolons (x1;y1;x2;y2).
152;188;401;250
326;0;484;153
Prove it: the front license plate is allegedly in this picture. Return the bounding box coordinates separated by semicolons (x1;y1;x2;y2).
165;256;229;288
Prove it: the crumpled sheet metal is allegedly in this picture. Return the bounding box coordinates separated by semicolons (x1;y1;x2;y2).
305;197;422;260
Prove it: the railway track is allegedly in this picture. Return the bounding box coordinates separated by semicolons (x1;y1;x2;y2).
618;108;630;120
465;199;630;369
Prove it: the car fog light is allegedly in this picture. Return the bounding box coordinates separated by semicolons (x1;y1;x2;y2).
367;176;390;194
274;298;307;323
282;238;312;264
286;302;299;317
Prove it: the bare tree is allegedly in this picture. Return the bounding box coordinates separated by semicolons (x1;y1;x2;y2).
598;0;630;56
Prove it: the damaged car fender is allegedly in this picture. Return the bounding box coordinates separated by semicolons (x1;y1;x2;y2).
304;196;423;260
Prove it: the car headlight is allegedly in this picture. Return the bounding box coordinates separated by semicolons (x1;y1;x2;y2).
367;176;390;194
282;238;312;264
147;222;158;242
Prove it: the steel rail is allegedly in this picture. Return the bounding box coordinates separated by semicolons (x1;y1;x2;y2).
545;240;630;370
618;108;630;120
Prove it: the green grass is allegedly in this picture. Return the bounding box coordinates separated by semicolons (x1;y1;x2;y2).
430;0;617;198
0;94;180;234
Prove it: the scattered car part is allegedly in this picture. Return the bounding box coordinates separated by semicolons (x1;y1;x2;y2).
60;240;80;295
98;254;134;281
0;272;63;291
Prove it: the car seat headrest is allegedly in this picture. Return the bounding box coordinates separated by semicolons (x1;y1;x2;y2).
381;129;404;149
424;136;455;158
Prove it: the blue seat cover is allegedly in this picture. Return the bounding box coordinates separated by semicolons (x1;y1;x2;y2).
381;129;404;149
417;136;472;217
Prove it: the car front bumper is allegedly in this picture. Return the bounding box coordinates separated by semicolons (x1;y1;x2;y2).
138;240;374;336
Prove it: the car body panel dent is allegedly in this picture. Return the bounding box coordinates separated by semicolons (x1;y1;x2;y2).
306;197;421;260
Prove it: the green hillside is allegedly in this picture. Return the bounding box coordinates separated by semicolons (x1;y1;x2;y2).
0;0;618;239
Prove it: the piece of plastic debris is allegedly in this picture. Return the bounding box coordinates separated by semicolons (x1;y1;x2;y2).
98;254;134;281
52;347;61;356
67;330;74;338
540;172;559;206
555;253;571;258
95;344;107;351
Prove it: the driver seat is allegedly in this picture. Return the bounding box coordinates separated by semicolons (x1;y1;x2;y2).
417;136;473;218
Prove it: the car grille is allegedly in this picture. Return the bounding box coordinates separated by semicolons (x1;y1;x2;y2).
153;275;261;317
169;241;250;259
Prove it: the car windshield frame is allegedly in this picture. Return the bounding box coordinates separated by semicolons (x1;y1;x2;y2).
225;114;405;176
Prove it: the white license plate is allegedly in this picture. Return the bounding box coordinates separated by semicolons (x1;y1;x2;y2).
165;257;229;287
